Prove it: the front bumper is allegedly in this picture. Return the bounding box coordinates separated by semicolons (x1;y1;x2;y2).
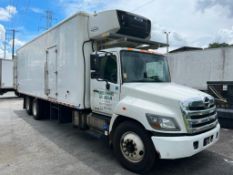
152;123;220;159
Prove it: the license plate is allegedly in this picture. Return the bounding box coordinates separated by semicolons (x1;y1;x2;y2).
203;135;213;146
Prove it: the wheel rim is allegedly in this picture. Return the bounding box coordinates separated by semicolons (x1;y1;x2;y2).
120;131;145;163
32;100;37;116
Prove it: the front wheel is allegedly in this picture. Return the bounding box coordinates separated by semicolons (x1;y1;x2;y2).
113;121;157;173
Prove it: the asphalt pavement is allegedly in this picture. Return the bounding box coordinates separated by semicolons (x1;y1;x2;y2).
0;93;232;175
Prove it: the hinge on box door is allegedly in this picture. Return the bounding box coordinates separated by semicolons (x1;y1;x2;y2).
55;49;58;53
55;92;58;96
54;71;58;74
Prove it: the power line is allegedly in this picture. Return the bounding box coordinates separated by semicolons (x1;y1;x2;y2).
11;0;19;29
7;0;13;29
25;0;31;14
132;0;155;12
12;0;31;31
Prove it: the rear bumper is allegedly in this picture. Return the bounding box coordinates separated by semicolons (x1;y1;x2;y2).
151;124;220;159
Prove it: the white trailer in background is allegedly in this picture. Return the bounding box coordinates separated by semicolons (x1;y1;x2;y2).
0;59;14;94
16;10;220;173
167;47;233;91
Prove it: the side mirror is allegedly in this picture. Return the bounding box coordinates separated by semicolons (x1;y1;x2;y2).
90;54;99;71
90;54;100;79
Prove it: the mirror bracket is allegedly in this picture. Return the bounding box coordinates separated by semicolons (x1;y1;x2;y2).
106;82;110;90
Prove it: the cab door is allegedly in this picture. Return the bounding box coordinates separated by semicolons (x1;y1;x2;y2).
90;53;120;116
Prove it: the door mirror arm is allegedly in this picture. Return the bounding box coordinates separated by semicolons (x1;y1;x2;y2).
106;81;110;90
91;71;99;79
96;78;110;90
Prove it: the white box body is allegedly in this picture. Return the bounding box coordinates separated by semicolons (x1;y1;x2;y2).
16;13;92;109
0;59;14;89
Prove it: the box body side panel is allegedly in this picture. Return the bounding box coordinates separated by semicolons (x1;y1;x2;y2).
16;15;91;108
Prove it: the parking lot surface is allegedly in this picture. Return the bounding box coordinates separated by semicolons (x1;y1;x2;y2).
0;93;233;175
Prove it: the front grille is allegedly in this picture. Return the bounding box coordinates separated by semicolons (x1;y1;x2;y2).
189;104;215;111
182;104;218;134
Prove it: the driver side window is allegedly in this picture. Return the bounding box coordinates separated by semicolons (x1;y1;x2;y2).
98;55;118;84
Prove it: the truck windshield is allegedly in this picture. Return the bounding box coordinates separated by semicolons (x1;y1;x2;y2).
121;51;170;83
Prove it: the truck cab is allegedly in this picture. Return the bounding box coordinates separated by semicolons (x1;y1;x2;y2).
88;47;220;172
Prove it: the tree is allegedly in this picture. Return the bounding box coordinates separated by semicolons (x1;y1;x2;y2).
208;42;231;48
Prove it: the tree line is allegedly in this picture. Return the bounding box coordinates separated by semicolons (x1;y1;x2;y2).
208;42;233;48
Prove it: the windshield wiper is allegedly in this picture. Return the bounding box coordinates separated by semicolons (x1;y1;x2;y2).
147;76;163;82
126;79;163;83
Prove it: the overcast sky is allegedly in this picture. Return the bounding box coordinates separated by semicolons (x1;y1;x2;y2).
0;0;233;57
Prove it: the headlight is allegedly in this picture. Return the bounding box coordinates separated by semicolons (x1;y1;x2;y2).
146;114;180;131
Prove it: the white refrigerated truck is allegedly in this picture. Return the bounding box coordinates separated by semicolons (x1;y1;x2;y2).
15;10;220;173
0;59;14;95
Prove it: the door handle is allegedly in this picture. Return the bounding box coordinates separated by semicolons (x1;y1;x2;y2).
93;89;99;93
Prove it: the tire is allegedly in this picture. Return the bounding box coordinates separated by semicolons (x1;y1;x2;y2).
25;96;32;115
32;99;42;120
113;121;157;174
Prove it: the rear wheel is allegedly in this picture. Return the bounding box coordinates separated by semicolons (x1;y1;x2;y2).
113;121;157;173
32;99;42;120
25;96;32;115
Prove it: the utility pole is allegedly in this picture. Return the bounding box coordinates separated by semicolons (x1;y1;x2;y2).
38;10;55;31
7;29;19;60
164;31;170;53
12;29;15;60
45;10;53;29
